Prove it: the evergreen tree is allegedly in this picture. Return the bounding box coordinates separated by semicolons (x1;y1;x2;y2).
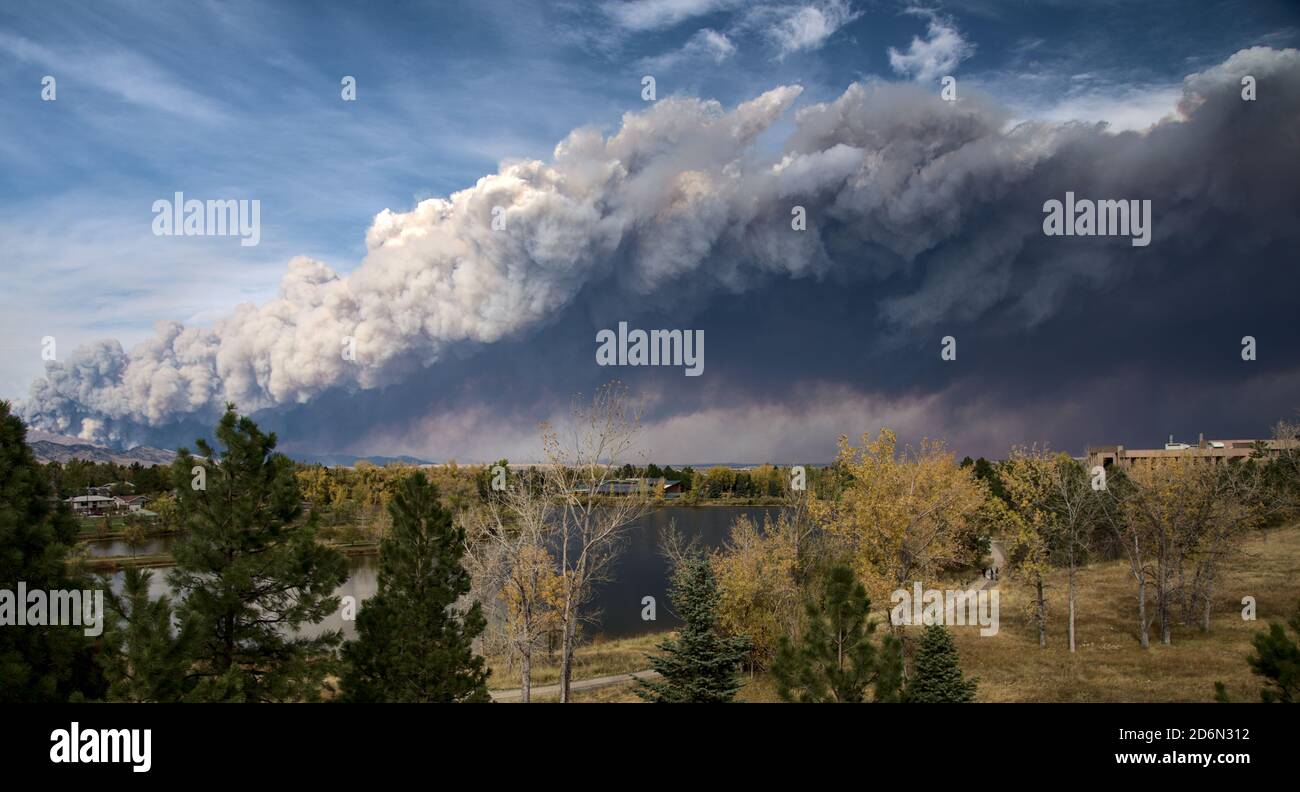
907;624;978;703
1218;600;1300;703
340;472;489;702
772;564;902;703
1249;603;1300;703
637;553;751;703
168;405;347;702
972;457;1009;505
102;567;193;702
0;401;104;702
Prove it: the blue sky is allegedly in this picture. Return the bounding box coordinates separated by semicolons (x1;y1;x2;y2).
3;0;1300;460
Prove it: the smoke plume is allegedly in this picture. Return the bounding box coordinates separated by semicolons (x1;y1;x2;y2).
21;47;1300;445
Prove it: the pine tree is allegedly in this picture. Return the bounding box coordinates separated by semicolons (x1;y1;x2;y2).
637;553;751;703
907;623;978;703
168;405;347;702
772;564;902;703
340;472;490;702
1244;600;1299;703
0;401;104;702
102;567;193;702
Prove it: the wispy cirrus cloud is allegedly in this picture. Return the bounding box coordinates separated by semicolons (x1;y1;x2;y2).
606;0;859;62
0;31;230;124
639;27;737;70
760;0;861;59
602;0;743;32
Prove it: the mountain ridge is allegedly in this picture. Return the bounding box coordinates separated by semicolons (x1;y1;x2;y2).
26;430;176;466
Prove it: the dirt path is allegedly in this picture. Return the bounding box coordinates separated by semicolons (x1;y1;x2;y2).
489;669;661;702
979;540;1006;590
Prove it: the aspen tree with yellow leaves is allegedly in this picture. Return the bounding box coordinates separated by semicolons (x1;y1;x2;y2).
1000;447;1102;652
1114;456;1262;646
810;429;989;636
712;511;808;670
462;474;563;703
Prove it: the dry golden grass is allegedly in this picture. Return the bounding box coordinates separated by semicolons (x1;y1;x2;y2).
948;524;1300;702
486;631;666;690
735;673;782;703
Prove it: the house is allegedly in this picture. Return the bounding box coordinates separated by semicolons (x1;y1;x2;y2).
65;495;120;516
574;477;683;497
115;495;152;512
593;479;646;495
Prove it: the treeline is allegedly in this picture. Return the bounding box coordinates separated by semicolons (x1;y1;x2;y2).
614;462;841;501
40;458;172;498
290;459;837;545
296;460;838;524
294;461;480;544
38;448;834;529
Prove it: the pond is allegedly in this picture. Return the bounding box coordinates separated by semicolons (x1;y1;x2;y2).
93;505;782;641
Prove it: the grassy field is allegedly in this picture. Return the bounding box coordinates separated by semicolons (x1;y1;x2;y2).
949;524;1300;702
524;524;1300;703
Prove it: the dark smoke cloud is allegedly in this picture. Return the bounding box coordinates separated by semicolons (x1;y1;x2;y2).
21;47;1300;460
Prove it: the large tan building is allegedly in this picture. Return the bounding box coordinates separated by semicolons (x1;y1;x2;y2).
1086;434;1287;469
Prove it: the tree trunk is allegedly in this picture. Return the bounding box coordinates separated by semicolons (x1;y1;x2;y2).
558;594;575;703
559;626;575;703
1160;587;1172;645
1067;565;1076;653
1177;553;1191;625
1137;574;1149;649
1158;553;1172;645
521;645;532;703
1036;577;1046;648
1200;570;1214;633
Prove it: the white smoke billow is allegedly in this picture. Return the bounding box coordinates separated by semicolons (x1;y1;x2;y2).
20;47;1300;445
